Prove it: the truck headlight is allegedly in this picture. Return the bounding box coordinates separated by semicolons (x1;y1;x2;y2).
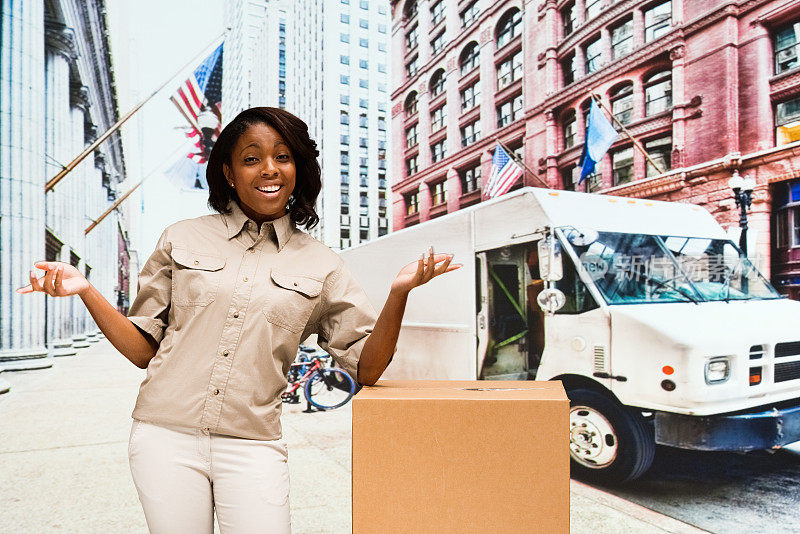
705;357;730;384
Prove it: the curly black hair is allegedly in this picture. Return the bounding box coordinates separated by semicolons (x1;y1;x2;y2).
206;107;321;230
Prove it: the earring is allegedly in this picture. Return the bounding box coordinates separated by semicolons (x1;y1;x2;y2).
286;194;295;210
229;182;235;189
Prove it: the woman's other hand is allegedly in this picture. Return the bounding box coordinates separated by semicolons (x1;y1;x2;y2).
16;261;90;298
390;246;462;295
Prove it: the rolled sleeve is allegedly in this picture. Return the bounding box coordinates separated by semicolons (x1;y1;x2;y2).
316;261;395;387
127;228;172;345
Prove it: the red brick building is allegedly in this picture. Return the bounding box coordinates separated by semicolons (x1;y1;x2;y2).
390;0;800;299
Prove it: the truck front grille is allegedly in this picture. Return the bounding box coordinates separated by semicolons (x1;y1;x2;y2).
774;361;800;383
775;341;800;358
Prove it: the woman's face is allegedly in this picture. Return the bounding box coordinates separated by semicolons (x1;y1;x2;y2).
223;122;297;222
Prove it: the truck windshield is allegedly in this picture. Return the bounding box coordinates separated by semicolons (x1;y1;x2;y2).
564;230;781;304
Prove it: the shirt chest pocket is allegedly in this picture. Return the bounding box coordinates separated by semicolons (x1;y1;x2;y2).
170;248;226;307
263;270;323;333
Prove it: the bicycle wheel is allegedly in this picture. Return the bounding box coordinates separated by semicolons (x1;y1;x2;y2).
304;368;355;410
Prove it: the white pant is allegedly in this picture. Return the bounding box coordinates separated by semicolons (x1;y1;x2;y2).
127;419;291;534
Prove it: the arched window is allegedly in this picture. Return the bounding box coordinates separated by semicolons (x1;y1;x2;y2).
580;97;592;130
609;82;634;125
562;109;577;150
404;0;418;21
460;41;480;75
430;68;446;97
496;8;522;48
405;91;418;115
644;70;672;116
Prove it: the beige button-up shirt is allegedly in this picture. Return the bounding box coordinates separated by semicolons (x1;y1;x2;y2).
126;199;392;440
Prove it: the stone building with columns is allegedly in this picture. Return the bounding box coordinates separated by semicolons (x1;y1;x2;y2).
390;0;800;299
0;0;130;373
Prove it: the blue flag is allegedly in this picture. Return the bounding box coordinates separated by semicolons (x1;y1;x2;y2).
579;99;618;184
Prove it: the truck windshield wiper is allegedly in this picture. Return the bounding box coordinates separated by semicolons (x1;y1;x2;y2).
640;273;701;304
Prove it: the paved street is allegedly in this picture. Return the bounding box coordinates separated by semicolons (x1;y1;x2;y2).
0;338;702;533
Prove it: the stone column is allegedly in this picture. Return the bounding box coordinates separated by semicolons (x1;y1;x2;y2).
0;0;50;368
70;86;89;348
669;45;687;170
44;21;78;357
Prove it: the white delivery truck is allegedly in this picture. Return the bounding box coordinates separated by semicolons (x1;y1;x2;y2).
339;187;800;482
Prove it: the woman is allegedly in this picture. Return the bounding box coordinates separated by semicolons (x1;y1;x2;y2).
17;107;461;533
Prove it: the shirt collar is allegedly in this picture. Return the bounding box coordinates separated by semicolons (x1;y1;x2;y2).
223;200;295;251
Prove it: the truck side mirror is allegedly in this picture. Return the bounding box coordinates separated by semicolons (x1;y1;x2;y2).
537;237;563;282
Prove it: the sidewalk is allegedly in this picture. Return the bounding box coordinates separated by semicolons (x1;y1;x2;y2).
0;339;707;533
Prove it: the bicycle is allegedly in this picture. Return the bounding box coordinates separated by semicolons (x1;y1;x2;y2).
281;346;356;412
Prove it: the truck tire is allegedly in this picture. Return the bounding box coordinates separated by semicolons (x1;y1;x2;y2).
567;388;654;483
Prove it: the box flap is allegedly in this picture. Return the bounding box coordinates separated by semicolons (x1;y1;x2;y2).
355;380;567;401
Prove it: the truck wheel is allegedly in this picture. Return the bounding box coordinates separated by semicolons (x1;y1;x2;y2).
567;388;654;483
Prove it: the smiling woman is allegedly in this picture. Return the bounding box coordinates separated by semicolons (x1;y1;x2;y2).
17;106;461;533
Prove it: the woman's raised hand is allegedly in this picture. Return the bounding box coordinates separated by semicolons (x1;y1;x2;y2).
390;246;462;295
16;261;90;298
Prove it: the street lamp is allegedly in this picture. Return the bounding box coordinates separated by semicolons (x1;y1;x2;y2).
728;170;756;256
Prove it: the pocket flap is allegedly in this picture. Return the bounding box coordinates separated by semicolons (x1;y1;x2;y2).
171;248;226;271
270;269;323;298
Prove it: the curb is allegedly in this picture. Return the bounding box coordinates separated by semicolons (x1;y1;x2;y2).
570;479;711;533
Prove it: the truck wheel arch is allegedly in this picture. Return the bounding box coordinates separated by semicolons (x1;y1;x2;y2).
548;374;616;399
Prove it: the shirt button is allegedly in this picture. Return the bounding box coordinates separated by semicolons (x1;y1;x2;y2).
194;260;199;265
223;350;229;357
249;249;255;253
233;312;239;318
293;282;298;287
213;389;220;395
204;427;210;432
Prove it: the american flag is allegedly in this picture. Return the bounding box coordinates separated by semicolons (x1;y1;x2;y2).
483;144;524;199
170;43;223;164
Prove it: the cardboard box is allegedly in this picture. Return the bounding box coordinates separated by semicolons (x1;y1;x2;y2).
352;380;569;533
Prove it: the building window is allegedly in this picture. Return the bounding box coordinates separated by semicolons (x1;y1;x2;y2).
430;181;447;205
340;33;350;43
340;74;350;85
461;163;481;193
406;124;418;148
612;147;634;185
580;98;592;129
406;191;420;215
340;94;349;105
360;98;368;108
561;166;577;191
610;82;633;125
359;18;368;29
644;70;672;116
497;8;522;48
406;25;419;51
611;18;633;60
775;22;800;75
562;2;576;37
562;52;577;86
461;81;480;110
431;0;445;26
405;91;418;115
340;150;350;165
496;8;522;48
378;42;387;52
341;13;350;23
460;41;480;75
430;69;446;97
461;120;481;147
776;97;800;145
379;24;387;34
431;30;447;56
644;1;672;43
359;79;368;89
585;0;602;21
359;113;368;128
359;59;368;69
406;156;418;176
340;55;350;65
340;135;349;145
404;0;418;20
431;104;447;131
340;111;349;125
359;38;368;48
461;1;480;28
562;109;577;149
645;136;672;176
497;94;523;127
431;139;447;163
586;171;602;193
497;50;523;90
584;36;602;74
360;0;368;9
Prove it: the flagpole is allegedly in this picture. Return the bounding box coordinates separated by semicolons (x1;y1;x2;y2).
590;93;665;175
45;30;227;193
492;136;552;189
